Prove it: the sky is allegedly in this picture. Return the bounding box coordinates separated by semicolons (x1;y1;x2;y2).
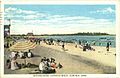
4;5;115;35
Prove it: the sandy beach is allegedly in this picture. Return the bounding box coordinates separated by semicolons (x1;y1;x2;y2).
4;40;116;74
40;42;116;67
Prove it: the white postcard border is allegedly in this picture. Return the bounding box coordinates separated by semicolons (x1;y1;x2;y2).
1;0;120;78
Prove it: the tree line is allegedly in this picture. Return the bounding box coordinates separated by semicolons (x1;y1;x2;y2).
40;32;110;36
10;32;112;36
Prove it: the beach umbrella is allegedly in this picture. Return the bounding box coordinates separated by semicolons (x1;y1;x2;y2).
9;40;36;52
9;40;36;66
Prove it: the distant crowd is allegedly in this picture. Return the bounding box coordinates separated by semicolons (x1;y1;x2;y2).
6;50;34;70
5;36;113;52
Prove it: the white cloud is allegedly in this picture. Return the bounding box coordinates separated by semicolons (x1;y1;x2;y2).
5;7;115;34
23;15;38;20
105;7;115;13
5;7;48;20
90;7;115;14
23;13;47;20
16;9;37;14
5;7;17;13
9;15;115;34
5;7;38;14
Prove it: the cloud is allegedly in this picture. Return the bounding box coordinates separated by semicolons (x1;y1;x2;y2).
5;7;37;14
16;9;36;14
5;7;48;20
4;7;115;34
90;7;115;14
23;15;39;20
5;7;17;13
9;15;115;34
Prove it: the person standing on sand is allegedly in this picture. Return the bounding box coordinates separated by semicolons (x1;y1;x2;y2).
109;41;112;46
62;41;65;50
38;39;41;45
106;42;110;51
83;44;86;51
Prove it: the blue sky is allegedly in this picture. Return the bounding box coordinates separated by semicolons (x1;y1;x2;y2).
4;5;115;34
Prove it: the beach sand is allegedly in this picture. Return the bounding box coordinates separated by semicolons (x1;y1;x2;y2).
40;42;116;67
4;41;116;74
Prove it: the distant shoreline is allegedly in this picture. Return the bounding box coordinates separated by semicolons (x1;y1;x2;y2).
10;32;116;36
11;35;116;36
10;34;116;36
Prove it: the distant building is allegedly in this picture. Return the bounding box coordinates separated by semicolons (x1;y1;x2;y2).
27;32;34;36
4;25;11;37
4;19;11;37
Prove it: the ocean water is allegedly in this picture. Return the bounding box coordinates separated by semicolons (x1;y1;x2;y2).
44;35;116;47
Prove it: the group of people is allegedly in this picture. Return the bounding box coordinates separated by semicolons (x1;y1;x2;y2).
6;50;34;70
82;42;95;51
34;39;41;45
43;38;54;45
29;37;112;52
74;40;112;52
41;38;65;51
10;50;33;59
39;57;62;74
72;40;95;51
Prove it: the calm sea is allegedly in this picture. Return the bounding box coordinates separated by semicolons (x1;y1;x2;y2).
44;35;116;47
